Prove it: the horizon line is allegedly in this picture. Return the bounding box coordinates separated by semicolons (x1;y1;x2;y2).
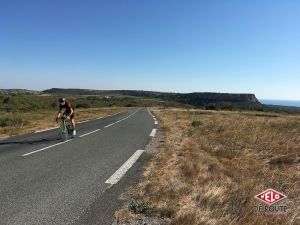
0;87;299;101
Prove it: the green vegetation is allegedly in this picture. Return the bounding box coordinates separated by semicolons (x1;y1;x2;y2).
0;118;29;127
190;120;202;127
0;94;60;111
128;200;151;214
0;94;185;112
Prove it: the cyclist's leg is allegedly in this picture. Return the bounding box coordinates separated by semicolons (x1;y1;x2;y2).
70;114;76;136
70;114;75;128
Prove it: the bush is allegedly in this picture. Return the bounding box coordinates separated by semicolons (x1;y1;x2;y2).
31;103;40;110
0;118;29;127
128;200;151;214
51;102;57;108
126;103;136;107
87;96;97;100
190;120;202;127
205;104;216;110
75;102;91;108
3;97;10;104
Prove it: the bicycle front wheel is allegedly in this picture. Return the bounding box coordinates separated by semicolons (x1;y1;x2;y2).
59;122;68;142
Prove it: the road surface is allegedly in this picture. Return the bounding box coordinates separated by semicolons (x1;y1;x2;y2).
0;108;157;225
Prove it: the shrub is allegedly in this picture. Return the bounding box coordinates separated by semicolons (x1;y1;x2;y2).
190;120;202;127
128;199;150;214
87;96;97;100
205;104;216;110
3;97;10;104
75;102;91;108
0;118;29;127
51;102;57;108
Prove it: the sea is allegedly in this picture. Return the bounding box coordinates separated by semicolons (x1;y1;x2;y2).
260;99;300;108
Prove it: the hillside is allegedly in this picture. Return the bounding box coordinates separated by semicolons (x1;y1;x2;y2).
43;88;261;106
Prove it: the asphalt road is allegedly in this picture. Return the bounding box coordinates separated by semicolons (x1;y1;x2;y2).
0;108;156;225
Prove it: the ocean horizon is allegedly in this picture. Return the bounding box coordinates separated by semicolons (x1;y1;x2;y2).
260;99;300;107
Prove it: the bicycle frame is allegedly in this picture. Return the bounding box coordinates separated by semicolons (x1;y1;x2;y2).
60;118;67;133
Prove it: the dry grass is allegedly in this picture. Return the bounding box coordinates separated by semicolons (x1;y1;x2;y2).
0;107;126;138
115;208;137;221
127;108;300;225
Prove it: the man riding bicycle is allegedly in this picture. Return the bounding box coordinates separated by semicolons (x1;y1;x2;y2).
56;97;76;136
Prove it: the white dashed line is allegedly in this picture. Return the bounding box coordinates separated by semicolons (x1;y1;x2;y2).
79;129;101;137
154;121;158;125
28;111;123;135
150;129;157;137
22;140;72;156
105;150;144;185
104;109;141;129
21;108;142;156
104;122;117;128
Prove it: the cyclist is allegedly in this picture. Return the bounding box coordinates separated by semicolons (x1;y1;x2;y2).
56;97;76;135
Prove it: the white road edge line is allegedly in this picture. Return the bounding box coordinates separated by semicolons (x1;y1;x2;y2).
79;129;101;137
22;140;72;157
147;108;157;121
0;136;10;140
147;108;154;117
105;150;144;185
77;120;90;124
154;121;158;125
34;127;58;133
150;128;157;137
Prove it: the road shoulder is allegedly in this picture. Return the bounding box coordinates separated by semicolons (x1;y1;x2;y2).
110;120;168;225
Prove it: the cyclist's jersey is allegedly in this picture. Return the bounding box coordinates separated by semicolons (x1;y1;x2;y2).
59;101;75;114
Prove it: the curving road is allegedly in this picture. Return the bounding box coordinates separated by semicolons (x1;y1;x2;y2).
0;108;157;225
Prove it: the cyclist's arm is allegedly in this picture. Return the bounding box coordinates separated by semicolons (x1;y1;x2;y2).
67;108;74;117
56;109;62;119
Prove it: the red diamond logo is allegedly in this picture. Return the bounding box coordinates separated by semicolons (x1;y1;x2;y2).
255;189;287;205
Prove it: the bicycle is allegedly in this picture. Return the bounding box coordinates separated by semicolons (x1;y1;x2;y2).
59;115;74;141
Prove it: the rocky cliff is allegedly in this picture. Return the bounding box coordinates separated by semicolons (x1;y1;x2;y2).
179;92;259;105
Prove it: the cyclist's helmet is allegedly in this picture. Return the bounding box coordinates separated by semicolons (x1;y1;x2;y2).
59;97;65;103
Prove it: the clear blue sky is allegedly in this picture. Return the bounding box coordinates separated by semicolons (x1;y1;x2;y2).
0;0;299;100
